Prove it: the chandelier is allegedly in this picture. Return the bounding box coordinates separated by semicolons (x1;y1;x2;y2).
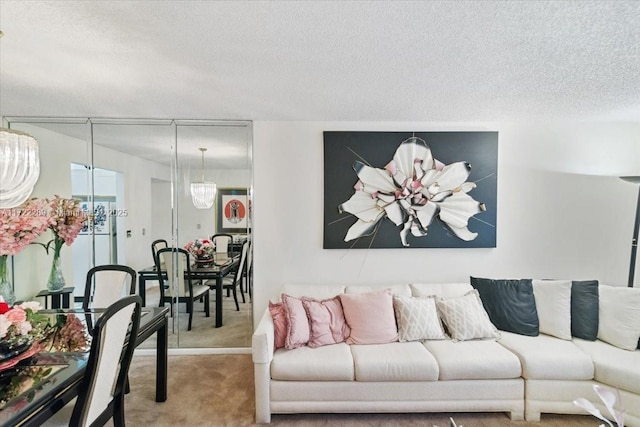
0;128;41;208
190;147;216;209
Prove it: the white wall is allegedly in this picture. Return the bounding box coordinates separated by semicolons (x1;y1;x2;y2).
252;121;640;326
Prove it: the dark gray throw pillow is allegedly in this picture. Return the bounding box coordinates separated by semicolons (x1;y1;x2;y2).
470;277;539;336
570;280;599;340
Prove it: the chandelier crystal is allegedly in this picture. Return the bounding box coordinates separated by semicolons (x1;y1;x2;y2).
190;147;216;209
0;128;40;208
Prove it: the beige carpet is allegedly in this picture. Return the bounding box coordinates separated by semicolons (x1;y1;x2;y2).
121;354;599;427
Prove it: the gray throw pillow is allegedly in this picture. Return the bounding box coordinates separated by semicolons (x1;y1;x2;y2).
470;277;539;336
570;280;599;340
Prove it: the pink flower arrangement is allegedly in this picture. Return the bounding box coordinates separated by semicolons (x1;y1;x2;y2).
0;298;43;343
47;196;85;246
184;238;215;260
0;198;51;256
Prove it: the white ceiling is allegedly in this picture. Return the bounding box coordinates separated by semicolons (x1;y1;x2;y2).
1;1;639;124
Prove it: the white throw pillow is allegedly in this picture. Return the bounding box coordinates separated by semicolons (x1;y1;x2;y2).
532;279;572;340
436;290;500;341
597;285;640;351
393;295;447;342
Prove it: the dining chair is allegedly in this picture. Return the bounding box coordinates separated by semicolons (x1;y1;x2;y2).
151;239;168;265
156;247;210;330
222;240;249;311
82;264;137;311
42;295;142;427
210;233;233;255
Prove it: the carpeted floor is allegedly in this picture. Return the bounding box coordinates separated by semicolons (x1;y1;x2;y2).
121;354;599;427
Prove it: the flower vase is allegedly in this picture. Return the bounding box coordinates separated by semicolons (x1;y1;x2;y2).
47;253;66;292
0;255;16;305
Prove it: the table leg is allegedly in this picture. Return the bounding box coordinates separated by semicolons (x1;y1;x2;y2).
51;295;61;309
139;274;147;306
215;276;223;328
156;316;168;402
62;293;70;308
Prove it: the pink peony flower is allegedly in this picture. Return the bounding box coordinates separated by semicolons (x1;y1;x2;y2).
4;307;27;323
0;198;52;256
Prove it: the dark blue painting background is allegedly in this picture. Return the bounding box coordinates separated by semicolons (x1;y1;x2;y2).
323;131;498;249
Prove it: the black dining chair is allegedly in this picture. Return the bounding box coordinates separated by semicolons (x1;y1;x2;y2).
151;239;168;266
210;233;233;256
156;247;210;330
42;295;142;427
222;240;249;311
82;264;137;311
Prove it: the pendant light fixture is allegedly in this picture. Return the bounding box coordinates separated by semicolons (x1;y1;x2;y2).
190;147;216;209
0;127;41;208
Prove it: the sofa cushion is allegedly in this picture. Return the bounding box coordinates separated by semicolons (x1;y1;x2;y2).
350;342;439;381
282;284;345;300
268;301;287;349
497;331;594;380
393;295;446;342
410;283;473;299
423;339;522;380
339;289;398;345
597;285;640;351
302;296;350;348
573;338;640;395
470;276;539;336
346;284;412;297
271;343;354;381
571;280;599;340
436;290;500;341
282;294;311;349
532;279;572;340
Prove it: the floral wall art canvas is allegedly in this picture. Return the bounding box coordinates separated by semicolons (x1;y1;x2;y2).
323;131;498;249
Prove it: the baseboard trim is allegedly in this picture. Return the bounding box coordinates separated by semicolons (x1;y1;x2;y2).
134;347;252;356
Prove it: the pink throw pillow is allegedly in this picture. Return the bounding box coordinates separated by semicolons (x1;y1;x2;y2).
302;296;350;348
339;289;398;344
268;301;287;349
281;294;310;349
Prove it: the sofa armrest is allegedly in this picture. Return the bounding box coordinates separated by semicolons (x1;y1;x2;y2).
252;308;275;364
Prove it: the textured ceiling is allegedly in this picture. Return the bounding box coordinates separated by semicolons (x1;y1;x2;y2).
1;0;639;123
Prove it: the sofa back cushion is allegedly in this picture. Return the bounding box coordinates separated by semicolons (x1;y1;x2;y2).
410;283;473;299
282;284;345;300
339;289;398;344
470;277;539;336
532;279;572;340
571;280;599;340
346;284;411;297
597;285;640;351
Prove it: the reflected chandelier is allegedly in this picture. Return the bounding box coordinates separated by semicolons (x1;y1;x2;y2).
0;128;41;208
190;147;216;209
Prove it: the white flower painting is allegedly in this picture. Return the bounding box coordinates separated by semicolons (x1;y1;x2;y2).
323;132;497;249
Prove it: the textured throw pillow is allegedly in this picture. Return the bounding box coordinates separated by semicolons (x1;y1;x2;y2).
281;294;310;349
571;280;599;340
392;295;447;342
436;290;500;341
470;277;539;336
268;301;287;349
339;289;398;345
301;296;350;348
532;280;572;340
597;285;640;351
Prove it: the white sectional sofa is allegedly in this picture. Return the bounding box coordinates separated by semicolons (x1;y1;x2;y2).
252;282;640;425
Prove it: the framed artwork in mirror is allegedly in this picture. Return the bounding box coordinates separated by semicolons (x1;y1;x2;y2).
216;188;248;233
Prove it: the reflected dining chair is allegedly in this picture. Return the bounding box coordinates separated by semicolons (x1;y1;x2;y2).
222;240;249;311
211;233;233;256
82;264;137;311
42;295;142;427
156;247;210;330
151;239;168;266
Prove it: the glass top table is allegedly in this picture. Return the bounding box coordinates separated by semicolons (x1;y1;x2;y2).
0;306;169;427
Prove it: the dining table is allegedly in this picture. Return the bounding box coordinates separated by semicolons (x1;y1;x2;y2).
137;254;240;328
0;305;169;427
